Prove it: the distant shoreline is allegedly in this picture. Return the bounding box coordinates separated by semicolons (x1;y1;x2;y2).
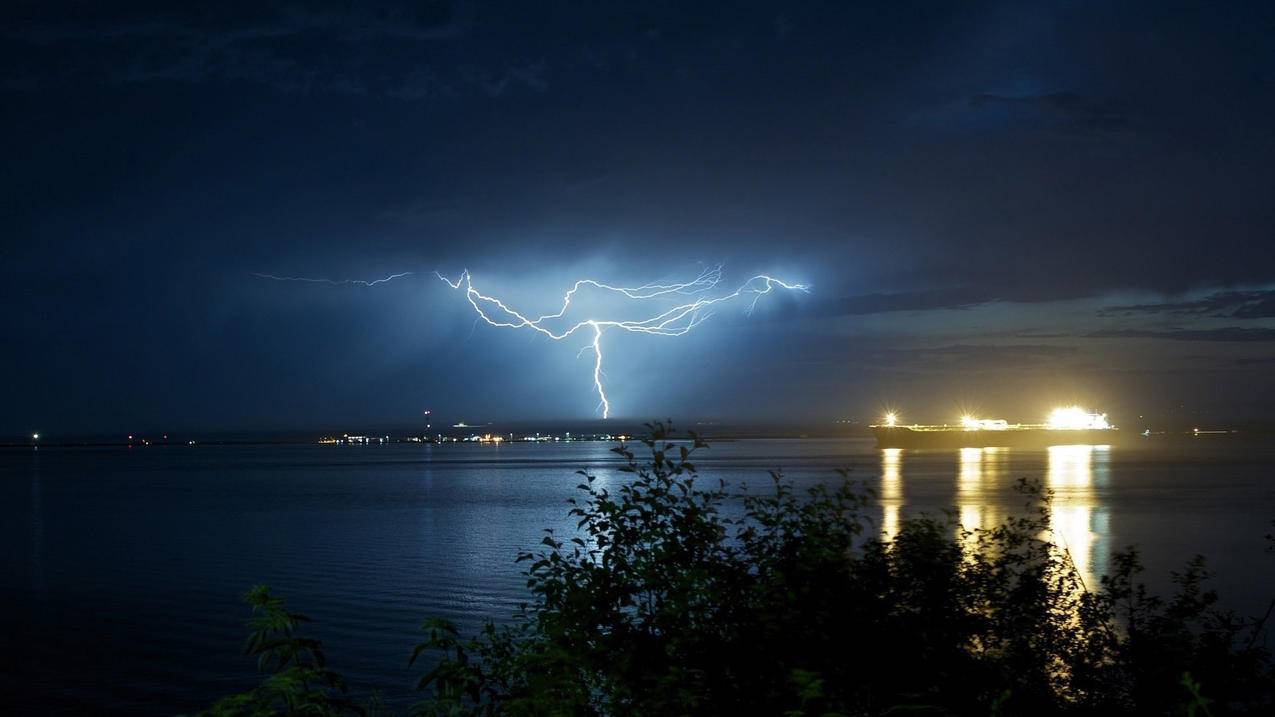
3;427;1269;450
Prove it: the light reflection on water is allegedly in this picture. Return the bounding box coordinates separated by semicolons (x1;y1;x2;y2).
956;447;1008;546
880;448;902;540
881;444;1112;585
1046;445;1111;589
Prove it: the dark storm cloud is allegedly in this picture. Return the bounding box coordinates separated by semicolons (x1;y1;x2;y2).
0;1;553;98
861;343;1078;370
785;342;1080;380
963;92;1129;138
4;0;1275;431
1087;327;1275;343
1228;356;1275;367
1102;291;1275;320
809;287;999;316
807;282;1099;318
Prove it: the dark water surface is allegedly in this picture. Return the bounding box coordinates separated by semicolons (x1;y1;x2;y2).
2;438;1273;714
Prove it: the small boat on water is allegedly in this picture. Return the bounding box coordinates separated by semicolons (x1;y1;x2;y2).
871;407;1120;449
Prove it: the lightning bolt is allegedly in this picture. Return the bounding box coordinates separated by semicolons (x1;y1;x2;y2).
251;272;414;286
434;264;808;418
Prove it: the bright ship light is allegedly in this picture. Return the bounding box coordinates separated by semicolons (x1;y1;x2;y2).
961;416;1009;431
883;412;898;427
1046;406;1111;431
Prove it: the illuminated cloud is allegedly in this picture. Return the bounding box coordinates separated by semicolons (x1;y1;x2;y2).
435;265;808;417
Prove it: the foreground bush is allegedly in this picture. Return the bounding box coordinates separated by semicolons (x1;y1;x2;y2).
200;422;1274;716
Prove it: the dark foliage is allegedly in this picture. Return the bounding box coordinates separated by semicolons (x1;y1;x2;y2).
202;422;1275;716
196;585;370;716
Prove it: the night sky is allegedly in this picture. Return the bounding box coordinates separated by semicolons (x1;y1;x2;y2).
3;1;1274;436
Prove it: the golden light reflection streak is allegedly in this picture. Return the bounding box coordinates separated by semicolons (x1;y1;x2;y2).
1046;444;1103;590
957;447;983;543
880;448;902;540
956;447;1007;555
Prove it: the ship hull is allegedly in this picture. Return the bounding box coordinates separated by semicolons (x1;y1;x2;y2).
872;426;1120;449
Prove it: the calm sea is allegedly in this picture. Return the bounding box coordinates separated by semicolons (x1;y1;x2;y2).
2;438;1273;714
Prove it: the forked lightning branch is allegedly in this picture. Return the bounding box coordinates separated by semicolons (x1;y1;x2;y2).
255;265;808;417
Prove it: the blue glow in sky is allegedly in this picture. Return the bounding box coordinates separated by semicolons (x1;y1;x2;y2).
2;1;1274;434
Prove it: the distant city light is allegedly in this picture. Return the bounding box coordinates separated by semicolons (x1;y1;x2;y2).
1046;406;1111;430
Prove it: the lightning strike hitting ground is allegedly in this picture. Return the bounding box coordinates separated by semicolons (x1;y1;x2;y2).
434;265;808;417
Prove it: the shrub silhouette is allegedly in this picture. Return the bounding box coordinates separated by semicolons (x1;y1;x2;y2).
200;422;1275;716
199;586;367;716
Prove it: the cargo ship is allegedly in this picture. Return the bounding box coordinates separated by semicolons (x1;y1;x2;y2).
871;407;1120;449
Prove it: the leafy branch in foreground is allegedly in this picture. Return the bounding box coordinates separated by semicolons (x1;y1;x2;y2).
200;421;1275;716
193;586;368;717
